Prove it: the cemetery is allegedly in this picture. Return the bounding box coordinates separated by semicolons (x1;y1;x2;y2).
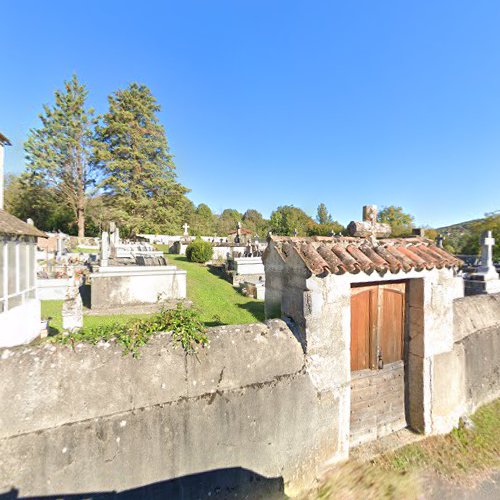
0;203;499;498
88;223;187;312
0;26;499;497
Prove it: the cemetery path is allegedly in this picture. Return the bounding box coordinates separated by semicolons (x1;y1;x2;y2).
167;254;265;326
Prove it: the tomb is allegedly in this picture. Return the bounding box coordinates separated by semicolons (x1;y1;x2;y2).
464;230;500;295
0;133;47;346
263;205;464;448
89;225;186;311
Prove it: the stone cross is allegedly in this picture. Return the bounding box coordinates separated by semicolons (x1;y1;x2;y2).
347;205;391;238
183;223;190;236
101;231;109;267
477;230;499;279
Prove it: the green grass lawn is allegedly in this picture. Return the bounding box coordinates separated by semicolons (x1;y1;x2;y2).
72;247;98;254
42;251;264;332
41;300;148;333
166;253;264;325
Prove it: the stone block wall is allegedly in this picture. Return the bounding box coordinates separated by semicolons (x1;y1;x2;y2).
0;320;338;498
432;293;500;428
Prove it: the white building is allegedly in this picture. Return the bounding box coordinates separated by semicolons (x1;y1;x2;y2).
0;133;47;347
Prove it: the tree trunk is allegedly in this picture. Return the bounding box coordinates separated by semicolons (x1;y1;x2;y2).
77;206;85;239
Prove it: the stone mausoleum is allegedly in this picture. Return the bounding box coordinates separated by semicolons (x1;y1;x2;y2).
0;133;47;347
263;206;464;449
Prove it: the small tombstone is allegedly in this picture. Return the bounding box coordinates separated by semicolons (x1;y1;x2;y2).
436;234;444;248
62;284;83;332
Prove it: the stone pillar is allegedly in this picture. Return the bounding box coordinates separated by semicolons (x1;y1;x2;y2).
56;233;64;261
62;283;83;332
100;231;109;267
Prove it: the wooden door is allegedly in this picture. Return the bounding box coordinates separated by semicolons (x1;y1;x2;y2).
350;286;376;371
350;281;407;445
379;284;405;365
350;281;406;371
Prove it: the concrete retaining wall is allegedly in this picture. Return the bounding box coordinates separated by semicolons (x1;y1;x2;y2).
0;294;499;498
0;320;337;498
432;293;500;428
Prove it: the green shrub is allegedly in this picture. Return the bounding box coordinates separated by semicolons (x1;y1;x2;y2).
186;239;213;263
48;304;208;356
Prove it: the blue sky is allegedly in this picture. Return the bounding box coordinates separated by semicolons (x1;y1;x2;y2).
1;1;499;228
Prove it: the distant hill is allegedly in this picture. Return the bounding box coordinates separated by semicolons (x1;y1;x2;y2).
437;211;499;255
437;217;485;237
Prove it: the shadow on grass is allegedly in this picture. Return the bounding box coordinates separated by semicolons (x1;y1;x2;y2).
237;301;265;323
207;264;230;282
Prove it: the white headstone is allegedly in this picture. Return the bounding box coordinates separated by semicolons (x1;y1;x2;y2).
476;230;499;280
101;231;109;267
62;284;83;332
56;232;64;261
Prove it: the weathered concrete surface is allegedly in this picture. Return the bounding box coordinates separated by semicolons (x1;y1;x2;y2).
453;293;500;342
90;265;187;309
461;326;500;411
0;320;338;497
432;293;500;429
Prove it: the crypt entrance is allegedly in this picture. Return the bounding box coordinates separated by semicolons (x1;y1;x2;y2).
349;280;408;446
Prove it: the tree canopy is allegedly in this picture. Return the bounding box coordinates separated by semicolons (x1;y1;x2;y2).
93;83;190;236
24;74;95;237
378;205;415;237
269;205;315;236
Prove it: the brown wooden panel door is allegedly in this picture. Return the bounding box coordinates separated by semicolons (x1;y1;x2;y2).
350;288;374;371
379;285;405;365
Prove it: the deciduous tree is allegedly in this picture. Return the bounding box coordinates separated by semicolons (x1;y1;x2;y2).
269;205;314;236
378;205;415;237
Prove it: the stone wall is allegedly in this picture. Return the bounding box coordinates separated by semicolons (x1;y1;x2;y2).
0;295;499;498
0;320;337;498
432;293;500;427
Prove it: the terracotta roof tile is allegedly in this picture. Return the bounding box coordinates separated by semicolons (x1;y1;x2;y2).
265;236;462;276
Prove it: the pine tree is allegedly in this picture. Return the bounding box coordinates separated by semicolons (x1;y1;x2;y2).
316;203;333;225
94;83;189;236
24;74;95;238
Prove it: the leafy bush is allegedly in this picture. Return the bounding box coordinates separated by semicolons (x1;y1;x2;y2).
49;304;208;356
186;239;213;263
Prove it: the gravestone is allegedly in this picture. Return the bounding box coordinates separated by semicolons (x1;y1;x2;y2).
183;223;190;237
464;230;500;295
56;232;64;261
476;231;499;279
62;284;83;332
100;231;109;267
